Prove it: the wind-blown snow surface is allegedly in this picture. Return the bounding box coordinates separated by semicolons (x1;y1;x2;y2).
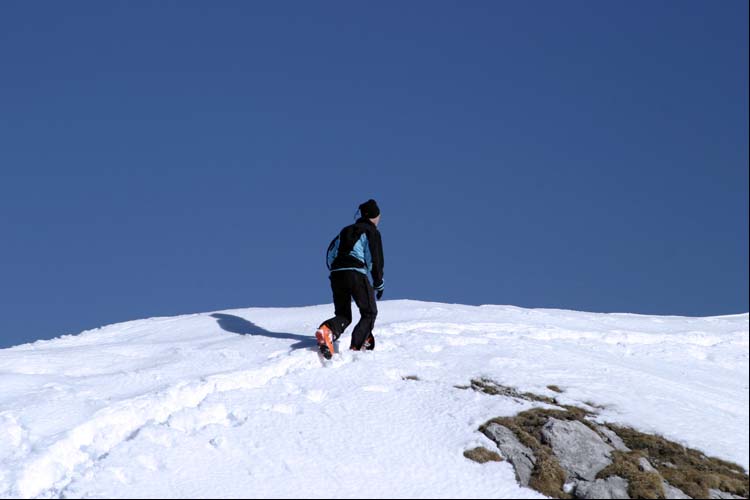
0;301;747;499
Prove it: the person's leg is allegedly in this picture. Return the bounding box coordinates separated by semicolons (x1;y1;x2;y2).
322;272;352;341
350;273;377;350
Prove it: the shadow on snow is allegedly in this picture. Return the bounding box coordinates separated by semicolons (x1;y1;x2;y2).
210;313;317;351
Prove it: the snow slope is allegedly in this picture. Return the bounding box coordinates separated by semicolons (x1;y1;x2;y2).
0;300;747;499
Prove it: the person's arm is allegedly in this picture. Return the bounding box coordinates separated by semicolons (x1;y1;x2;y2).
326;235;340;270
368;229;384;292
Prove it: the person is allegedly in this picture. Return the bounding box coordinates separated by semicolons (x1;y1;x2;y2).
315;199;384;359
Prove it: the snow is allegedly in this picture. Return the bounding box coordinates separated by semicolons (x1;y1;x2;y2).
0;300;747;498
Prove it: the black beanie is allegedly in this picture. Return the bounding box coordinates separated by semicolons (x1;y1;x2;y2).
359;199;380;219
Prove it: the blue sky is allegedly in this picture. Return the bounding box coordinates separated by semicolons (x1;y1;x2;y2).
1;1;747;348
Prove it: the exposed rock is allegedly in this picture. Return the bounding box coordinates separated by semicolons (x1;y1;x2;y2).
469;379;556;404
638;457;658;473
541;418;613;481
663;481;692;499
708;489;745;499
482;423;536;486
596;425;631;452
476;396;748;500
575;476;630;499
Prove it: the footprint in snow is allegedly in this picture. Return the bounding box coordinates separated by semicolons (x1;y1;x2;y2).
305;389;327;403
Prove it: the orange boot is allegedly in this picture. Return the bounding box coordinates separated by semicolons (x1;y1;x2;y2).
315;324;335;360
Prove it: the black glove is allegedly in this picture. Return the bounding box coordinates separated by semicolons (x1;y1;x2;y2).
376;289;383;300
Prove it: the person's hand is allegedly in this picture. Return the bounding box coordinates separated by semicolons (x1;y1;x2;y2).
376;289;384;300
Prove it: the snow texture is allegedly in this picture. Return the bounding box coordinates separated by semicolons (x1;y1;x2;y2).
0;300;747;498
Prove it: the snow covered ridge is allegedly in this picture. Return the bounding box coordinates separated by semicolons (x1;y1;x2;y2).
0;300;747;498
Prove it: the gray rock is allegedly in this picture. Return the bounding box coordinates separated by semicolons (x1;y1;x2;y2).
663;481;692;499
632;460;690;499
708;489;744;499
575;476;630;499
541;418;613;481
596;425;631;452
482;423;536;486
638;457;658;474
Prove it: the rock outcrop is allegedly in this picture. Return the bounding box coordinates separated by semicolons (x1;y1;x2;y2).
541;418;613;481
574;476;630;499
482;423;536;486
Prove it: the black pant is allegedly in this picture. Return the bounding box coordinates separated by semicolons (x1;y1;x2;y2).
323;270;377;350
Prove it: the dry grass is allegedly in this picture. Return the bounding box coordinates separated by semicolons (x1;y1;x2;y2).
606;424;749;499
547;385;564;393
402;375;420;381
480;408;582;499
597;451;665;499
468;378;557;405
463;447;503;464
528;448;569;498
471;379;749;500
583;400;608;411
485;406;593;444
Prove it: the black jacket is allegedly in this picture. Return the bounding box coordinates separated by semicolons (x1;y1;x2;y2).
328;217;384;290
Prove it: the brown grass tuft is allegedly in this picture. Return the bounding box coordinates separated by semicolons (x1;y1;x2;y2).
597;451;665;499
471;380;749;500
469;378;557;404
463;447;504;464
606;424;749;499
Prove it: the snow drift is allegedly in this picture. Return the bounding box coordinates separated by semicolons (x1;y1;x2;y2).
0;300;747;498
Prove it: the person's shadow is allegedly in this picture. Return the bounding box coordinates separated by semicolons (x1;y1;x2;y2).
211;313;317;351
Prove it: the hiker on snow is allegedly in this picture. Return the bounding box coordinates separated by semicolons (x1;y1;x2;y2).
315;199;384;359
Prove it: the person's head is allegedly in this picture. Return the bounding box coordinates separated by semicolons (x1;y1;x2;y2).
359;199;380;226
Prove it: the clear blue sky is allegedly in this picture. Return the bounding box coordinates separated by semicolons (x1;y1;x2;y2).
1;1;748;348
